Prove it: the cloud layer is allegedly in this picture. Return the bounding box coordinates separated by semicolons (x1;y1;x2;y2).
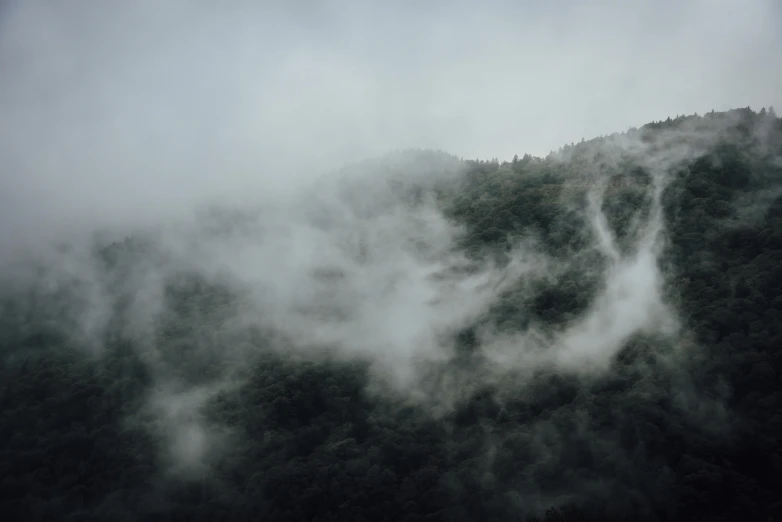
1;0;779;479
1;0;781;248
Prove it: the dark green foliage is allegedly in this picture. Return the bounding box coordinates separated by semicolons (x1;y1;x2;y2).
2;108;782;521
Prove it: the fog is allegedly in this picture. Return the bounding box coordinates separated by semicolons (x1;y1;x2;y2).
1;0;780;479
1;0;781;248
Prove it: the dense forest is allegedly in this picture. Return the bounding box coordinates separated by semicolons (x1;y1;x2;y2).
1;107;781;521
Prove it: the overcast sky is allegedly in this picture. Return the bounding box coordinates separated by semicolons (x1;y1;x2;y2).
0;0;780;245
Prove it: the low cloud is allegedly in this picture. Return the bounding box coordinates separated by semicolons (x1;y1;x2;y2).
1;0;779;484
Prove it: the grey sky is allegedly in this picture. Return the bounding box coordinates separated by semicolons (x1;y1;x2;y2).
0;0;780;245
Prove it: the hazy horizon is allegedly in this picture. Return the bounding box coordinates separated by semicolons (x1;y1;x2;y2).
1;0;781;246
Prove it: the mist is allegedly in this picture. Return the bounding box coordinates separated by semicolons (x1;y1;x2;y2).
0;112;757;478
1;0;781;247
1;1;781;515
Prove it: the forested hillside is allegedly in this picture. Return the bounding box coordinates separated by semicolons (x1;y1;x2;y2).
1;107;781;522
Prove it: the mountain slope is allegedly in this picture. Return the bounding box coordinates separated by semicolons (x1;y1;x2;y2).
1;107;781;522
